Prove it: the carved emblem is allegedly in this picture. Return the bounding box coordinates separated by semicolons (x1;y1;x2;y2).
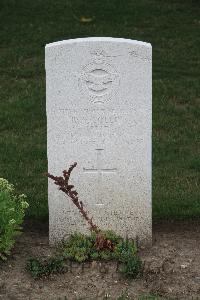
79;49;120;104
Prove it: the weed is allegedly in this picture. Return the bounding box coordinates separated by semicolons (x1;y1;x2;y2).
46;163;99;233
120;255;143;279
27;230;142;279
26;256;65;279
46;163;115;251
62;231;142;278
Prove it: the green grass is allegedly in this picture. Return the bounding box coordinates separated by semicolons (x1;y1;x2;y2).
0;0;199;220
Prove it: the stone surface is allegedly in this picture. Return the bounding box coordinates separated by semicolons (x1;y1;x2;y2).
45;37;152;245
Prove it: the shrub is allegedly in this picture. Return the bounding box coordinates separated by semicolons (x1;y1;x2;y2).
0;178;29;260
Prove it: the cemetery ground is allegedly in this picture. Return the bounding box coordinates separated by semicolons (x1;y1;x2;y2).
0;0;200;299
0;220;200;299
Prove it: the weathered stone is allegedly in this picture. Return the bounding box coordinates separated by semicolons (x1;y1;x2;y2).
45;37;152;245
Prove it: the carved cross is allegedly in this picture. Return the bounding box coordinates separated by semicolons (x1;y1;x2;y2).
83;149;117;206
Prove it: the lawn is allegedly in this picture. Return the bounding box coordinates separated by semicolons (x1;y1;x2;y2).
0;0;199;220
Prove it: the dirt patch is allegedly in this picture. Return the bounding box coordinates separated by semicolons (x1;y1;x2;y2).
0;220;200;300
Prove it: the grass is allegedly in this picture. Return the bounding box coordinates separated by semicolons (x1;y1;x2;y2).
0;0;199;220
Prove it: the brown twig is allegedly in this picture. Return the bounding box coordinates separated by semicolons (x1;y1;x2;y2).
46;162;115;251
46;162;99;234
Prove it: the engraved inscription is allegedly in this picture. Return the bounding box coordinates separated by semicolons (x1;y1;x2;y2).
128;48;151;61
83;149;117;206
49;108;139;145
69;113;119;128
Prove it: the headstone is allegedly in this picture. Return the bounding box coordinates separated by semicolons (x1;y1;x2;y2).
45;37;152;246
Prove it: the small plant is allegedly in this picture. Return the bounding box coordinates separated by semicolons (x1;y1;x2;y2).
0;178;29;260
46;163;98;233
114;237;137;263
62;231;142;278
46;163;115;251
120;255;143;279
61;231;120;262
37;163;143;280
27;231;142;279
26;256;65;279
62;232;93;262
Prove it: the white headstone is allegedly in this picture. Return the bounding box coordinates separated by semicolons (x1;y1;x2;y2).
45;37;152;245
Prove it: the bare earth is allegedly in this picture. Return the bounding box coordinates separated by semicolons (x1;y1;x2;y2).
0;220;200;300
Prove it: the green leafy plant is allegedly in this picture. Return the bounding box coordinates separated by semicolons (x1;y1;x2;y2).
27;230;142;279
62;231;120;262
114;237;137;262
120;255;143;279
115;237;142;279
0;178;29;260
26;256;65;279
62;232;93;262
62;231;142;278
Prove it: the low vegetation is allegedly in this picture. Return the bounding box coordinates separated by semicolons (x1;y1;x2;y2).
26;256;65;279
33;163;142;279
46;162;119;251
61;231;136;263
27;230;142;279
0;178;29;260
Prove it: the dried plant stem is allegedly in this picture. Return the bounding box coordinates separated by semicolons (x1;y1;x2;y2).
46;162;99;234
46;162;114;251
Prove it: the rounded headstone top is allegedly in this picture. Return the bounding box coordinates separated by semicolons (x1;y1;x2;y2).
45;37;151;49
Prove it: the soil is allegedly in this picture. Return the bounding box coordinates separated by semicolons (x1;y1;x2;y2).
0;220;200;300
